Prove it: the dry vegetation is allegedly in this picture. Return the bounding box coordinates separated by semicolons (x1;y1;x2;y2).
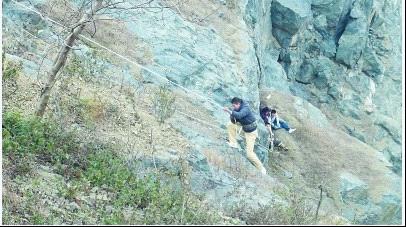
2;51;235;224
260;90;398;205
2;43;321;225
4;0;394;224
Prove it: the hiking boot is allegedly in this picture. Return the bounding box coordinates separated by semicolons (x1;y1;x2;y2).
227;142;240;149
260;167;267;175
288;128;296;133
276;143;288;151
280;146;289;152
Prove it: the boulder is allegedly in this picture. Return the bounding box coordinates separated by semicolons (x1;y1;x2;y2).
336;0;376;68
260;60;290;92
361;48;385;78
271;0;312;47
296;60;315;84
339;172;369;205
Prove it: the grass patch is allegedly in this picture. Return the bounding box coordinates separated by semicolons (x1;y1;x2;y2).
78;97;106;124
2;53;22;81
2;111;84;178
229;185;316;225
2;111;224;225
84;150;160;209
84;150;222;224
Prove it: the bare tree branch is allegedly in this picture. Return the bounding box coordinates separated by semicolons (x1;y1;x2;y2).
36;0;104;117
24;0;211;117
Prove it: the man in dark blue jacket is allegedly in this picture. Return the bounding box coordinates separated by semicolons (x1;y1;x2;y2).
223;97;267;175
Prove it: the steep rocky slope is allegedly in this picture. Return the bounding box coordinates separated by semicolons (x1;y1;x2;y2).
247;0;402;174
2;0;403;224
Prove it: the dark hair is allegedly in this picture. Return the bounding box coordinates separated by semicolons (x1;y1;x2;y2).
263;107;270;112
231;97;242;104
271;109;277;114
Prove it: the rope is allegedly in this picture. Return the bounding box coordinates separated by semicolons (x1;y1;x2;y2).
5;17;76;50
8;0;272;155
78;35;223;109
9;0;225;110
10;0;66;28
176;110;220;129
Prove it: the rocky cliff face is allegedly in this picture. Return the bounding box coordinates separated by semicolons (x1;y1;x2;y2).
2;0;402;224
245;0;402;175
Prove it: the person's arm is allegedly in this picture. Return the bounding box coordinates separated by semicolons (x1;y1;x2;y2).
275;115;280;127
223;107;232;114
231;107;249;120
224;107;238;123
271;116;280;128
266;125;273;136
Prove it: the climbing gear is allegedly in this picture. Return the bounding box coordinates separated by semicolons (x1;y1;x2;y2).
230;116;237;124
269;133;275;152
268;134;289;152
230;117;242;136
242;121;257;132
276;143;289;152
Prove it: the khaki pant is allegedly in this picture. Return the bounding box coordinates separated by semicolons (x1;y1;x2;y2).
227;122;264;170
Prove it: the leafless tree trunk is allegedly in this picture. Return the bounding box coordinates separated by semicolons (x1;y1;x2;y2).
36;0;103;117
34;0;186;117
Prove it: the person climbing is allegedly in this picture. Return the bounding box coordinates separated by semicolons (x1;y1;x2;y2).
223;97;267;175
270;109;296;133
260;106;288;151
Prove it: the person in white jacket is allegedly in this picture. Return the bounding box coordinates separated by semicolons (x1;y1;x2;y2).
270;109;296;133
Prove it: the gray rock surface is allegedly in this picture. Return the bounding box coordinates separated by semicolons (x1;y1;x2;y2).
249;0;402;175
2;0;402;224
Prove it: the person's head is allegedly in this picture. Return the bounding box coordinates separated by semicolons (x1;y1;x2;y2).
231;97;242;110
263;107;270;115
271;109;277;117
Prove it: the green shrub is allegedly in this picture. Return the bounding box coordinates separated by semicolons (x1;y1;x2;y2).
57;181;82;201
85;151;160;208
64;51;107;82
2;112;223;225
84;150;222;224
84;151;133;188
31;212;47;225
152;85;176;124
78;97;105;124
2;111;77;162
3;111;54;155
102;211;126;225
2;54;22;81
